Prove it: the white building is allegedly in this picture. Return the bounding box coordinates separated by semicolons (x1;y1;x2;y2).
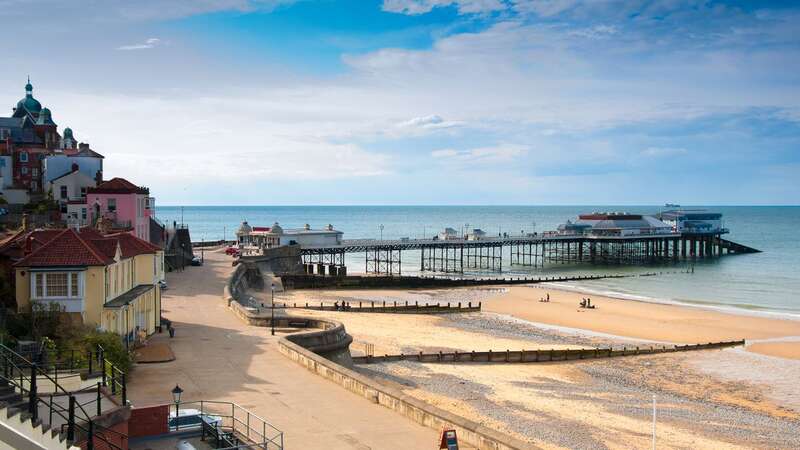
466;228;487;240
559;213;675;237
657;210;726;235
237;222;343;248
438;227;460;240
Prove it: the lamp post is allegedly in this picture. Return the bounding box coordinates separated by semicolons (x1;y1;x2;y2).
270;283;276;336
171;384;183;431
465;223;469;240
379;224;384;241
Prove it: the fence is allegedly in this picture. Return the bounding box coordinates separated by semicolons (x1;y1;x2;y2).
169;400;284;450
352;340;746;364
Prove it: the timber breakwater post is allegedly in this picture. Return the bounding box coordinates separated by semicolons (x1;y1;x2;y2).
352;340;746;364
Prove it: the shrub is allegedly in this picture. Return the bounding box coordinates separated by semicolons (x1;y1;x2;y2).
79;330;132;374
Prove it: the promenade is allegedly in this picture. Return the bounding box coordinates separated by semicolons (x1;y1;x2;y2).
126;249;438;449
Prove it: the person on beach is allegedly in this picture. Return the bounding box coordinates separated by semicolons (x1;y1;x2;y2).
546;293;550;302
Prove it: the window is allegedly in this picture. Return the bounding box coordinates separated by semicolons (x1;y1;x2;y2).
19;152;28;162
32;272;81;298
81;208;87;220
32;168;38;177
0;128;10;140
60;186;68;199
108;198;117;212
35;274;44;297
71;273;79;297
21;167;28;175
46;273;68;297
31;181;37;192
80;187;87;199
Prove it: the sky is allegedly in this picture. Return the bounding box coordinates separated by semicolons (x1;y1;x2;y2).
1;0;798;205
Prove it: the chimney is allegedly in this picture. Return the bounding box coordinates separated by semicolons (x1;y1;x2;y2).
24;236;33;255
79;142;89;150
95;170;102;186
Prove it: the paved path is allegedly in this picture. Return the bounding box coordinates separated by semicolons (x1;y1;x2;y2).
127;249;438;449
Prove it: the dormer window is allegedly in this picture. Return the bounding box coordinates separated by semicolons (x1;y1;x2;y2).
0;128;9;140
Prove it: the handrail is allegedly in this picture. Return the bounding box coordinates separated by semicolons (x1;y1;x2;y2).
0;343;126;450
170;400;283;449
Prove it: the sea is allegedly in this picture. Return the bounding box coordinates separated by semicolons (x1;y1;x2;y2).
155;205;800;319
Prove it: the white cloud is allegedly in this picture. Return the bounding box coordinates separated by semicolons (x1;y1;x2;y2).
640;147;688;158
431;145;528;163
382;0;505;15
117;38;161;51
568;24;618;39
393;115;463;135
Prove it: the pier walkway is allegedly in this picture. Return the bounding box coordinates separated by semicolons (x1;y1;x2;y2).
300;233;759;276
126;249;438;450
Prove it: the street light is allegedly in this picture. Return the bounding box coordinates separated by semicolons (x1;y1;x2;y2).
379;224;384;241
465;223;469;239
171;384;183;431
270;283;276;336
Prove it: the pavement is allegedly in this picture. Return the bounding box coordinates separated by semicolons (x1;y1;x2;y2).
126;249;439;450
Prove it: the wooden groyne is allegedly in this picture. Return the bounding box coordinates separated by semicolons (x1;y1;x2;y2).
269;300;482;314
281;272;657;290
352;340;745;364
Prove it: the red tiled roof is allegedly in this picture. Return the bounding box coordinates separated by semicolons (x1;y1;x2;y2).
87;177;148;195
0;229;65;259
252;227;271;232
104;232;162;257
88;239;120;260
14;229;113;267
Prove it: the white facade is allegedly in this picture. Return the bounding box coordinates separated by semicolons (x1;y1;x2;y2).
47;169;95;204
0;155;12;188
240;222;343;248
438;227;460;240
43;154;102;184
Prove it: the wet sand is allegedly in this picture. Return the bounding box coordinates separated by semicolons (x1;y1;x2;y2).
482;285;800;358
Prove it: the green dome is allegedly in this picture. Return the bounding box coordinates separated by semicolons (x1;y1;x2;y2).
17;79;41;115
63;127;74;139
35;107;54;125
17;95;42;114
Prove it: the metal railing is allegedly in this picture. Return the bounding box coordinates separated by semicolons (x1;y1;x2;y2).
170;400;283;450
0;343;127;450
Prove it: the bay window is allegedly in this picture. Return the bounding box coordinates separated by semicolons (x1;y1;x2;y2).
31;271;83;299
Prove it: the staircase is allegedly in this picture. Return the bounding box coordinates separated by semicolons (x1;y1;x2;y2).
0;378;79;450
0;344;127;450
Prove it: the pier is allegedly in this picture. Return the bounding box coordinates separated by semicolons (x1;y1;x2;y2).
299;233;760;276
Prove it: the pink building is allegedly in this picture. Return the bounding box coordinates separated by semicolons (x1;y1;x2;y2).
86;177;152;241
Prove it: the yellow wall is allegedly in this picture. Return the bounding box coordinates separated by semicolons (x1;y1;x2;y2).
15;251;162;338
15;270;31;312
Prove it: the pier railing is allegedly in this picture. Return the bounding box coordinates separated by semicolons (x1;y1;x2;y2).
352;340;746;364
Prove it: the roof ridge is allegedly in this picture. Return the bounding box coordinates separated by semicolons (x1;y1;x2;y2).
12;228;74;265
78;231;117;263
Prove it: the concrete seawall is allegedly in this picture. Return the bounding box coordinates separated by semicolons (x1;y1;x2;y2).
277;337;535;450
224;260;535;450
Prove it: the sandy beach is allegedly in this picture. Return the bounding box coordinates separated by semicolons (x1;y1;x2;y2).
481;285;800;359
277;285;800;448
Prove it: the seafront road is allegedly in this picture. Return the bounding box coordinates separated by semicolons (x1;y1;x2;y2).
127;249;439;449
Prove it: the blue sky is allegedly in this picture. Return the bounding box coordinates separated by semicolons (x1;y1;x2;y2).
1;0;798;205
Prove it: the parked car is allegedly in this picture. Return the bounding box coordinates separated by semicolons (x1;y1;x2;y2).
191;256;203;266
158;280;168;291
225;247;238;255
168;408;222;431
